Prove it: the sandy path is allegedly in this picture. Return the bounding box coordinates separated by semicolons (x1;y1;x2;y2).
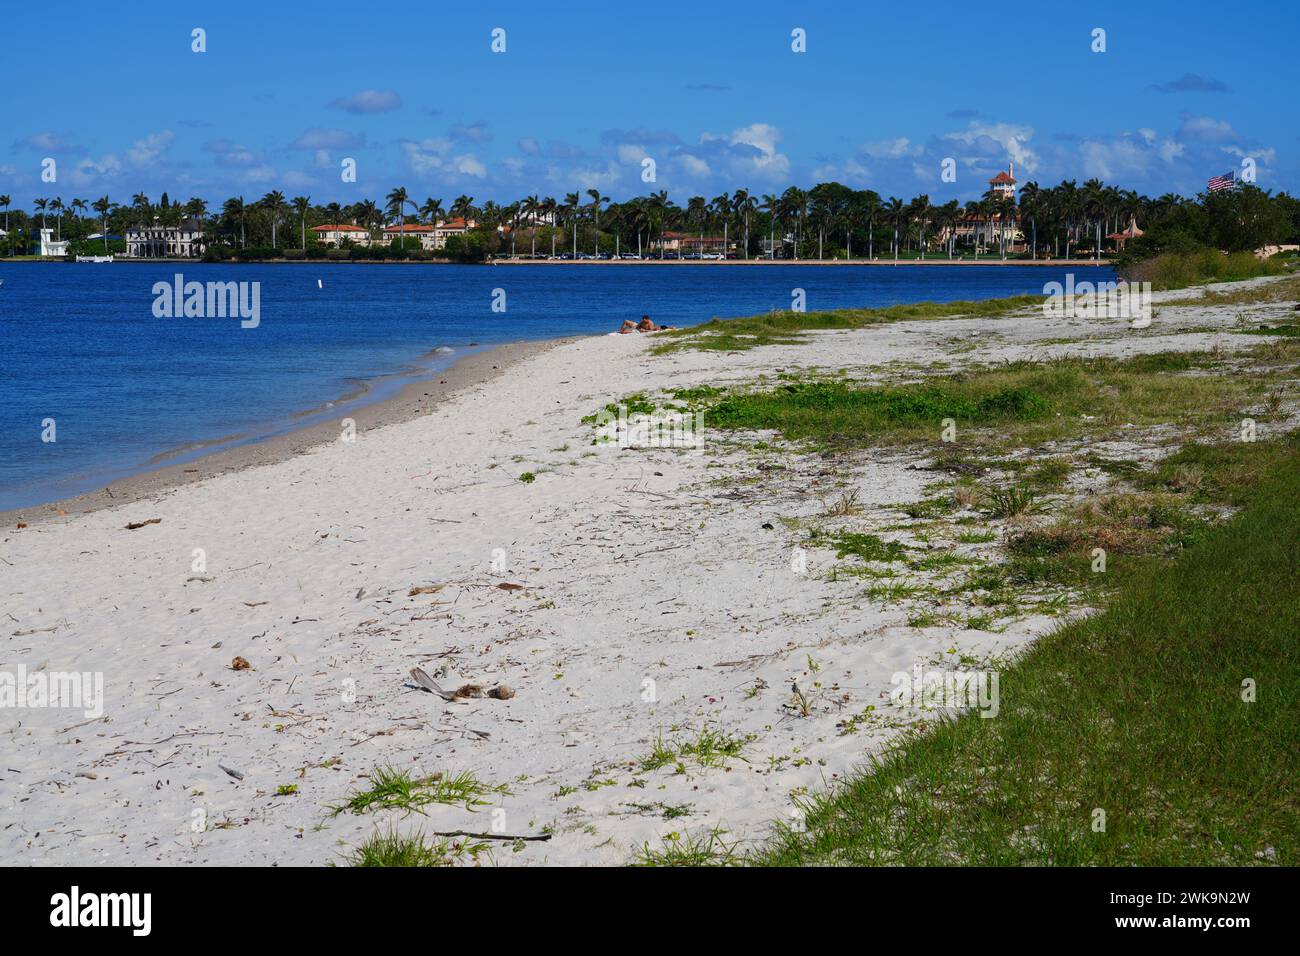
1;276;1290;865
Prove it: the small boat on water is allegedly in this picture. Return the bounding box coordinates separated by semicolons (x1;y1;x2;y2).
75;254;115;263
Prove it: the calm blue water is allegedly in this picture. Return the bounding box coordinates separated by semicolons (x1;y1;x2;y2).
0;262;1113;511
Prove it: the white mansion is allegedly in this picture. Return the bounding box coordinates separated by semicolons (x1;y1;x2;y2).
124;219;205;258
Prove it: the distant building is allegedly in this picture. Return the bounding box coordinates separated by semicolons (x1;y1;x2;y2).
380;218;476;251
1106;216;1144;250
312;224;371;247
652;231;736;257
382;222;438;249
943;164;1023;253
125;219;204;258
988;162;1017;200
38;228;70;257
432;217;474;250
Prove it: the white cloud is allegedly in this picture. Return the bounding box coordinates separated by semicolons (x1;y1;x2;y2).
126;130;174;166
1177;115;1238;143
617;144;648;164
678;154;710;177
452;154;487;178
400;138;486;179
67;154;123;186
1158;139;1185;164
329;89;401;113
861;137;920;159
943;121;1039;174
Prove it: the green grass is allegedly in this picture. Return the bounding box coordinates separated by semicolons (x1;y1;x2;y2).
328;766;509;816
633;827;743;866
1140;432;1300;506
1120;248;1288;291
809;529;909;563
981;484;1041;519
639;726;753;772
652;294;1043;353
343;830;490;867
701;352;1273;452
754;440;1300;865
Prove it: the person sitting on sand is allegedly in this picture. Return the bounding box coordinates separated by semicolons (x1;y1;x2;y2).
619;319;637;334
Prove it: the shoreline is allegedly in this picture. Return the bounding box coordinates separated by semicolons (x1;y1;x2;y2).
3;276;1287;867
0;336;576;528
2;257;1115;267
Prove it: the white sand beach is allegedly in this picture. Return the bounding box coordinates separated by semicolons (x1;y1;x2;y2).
2;277;1293;866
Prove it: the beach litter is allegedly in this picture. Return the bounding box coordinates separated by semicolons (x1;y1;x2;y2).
230;656;252;671
409;668;515;702
124;518;162;531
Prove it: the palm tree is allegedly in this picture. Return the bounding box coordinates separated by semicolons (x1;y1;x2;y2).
758;193;779;259
0;195;9;235
356;199;380;243
886;197;905;262
420;196;445;225
223;196;247;247
734;189;755;259
686;195;708;255
292;195;311;249
1018;182;1041;259
586;188;608;254
542;196;558;257
71;198;88;233
520;195;540;256
646;190;671;259
131;193;151;228
1057;180;1081;260
50;198;65;241
450;195;475;221
261;190;287;249
385;186;411;248
91;196;113;252
563;192;581;255
185;197;208;231
910;194;931;260
860;192;880;259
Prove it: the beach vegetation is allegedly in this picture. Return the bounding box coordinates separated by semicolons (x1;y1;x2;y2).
343;829;490;867
328;766;509;816
652;295;1042;353
754;443;1300;865
701;351;1283;453
639;725;753;772
633;827;743;867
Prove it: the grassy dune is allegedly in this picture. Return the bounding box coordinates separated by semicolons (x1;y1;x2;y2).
755;435;1299;866
652;294;1043;353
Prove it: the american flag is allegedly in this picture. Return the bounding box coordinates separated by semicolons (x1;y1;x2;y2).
1207;171;1236;192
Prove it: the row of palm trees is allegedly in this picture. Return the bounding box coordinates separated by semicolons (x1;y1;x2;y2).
0;177;1213;259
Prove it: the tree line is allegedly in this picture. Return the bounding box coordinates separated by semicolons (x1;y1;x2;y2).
2;176;1296;261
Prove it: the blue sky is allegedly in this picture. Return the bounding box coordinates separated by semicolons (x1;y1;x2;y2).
4;0;1295;207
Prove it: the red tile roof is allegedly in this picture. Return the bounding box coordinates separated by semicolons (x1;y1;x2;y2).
988;171;1016;184
383;223;437;234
